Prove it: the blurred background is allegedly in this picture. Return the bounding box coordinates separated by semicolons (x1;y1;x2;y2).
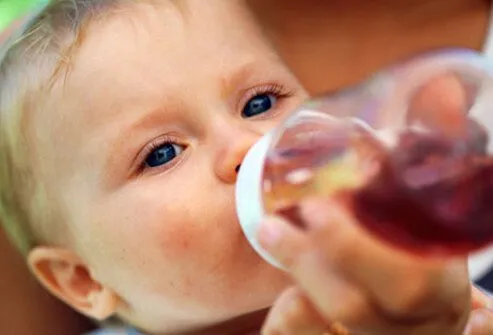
0;0;48;43
0;0;42;30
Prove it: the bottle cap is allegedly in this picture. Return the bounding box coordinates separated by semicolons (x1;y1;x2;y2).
235;132;285;270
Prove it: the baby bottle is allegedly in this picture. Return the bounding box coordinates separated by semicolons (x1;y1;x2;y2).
236;49;493;269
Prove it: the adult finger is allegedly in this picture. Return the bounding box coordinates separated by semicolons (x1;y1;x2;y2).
299;197;469;319
258;213;371;326
261;287;334;335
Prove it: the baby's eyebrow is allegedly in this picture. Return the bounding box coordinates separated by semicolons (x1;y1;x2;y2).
219;57;284;99
220;60;257;96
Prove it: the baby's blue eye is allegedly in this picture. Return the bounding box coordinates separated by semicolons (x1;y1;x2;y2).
242;94;278;118
145;143;184;168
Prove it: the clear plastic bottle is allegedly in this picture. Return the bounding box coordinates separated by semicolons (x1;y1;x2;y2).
236;49;493;269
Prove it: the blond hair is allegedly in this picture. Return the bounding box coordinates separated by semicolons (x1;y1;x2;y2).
0;0;134;254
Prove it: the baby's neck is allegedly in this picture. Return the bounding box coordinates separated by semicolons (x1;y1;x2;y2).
190;310;266;335
144;309;266;335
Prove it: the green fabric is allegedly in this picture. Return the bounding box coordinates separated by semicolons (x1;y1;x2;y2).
0;0;47;31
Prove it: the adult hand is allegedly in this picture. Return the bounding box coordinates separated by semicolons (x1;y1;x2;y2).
262;285;493;334
259;198;471;335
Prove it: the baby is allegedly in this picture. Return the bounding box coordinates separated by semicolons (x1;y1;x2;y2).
0;0;306;333
0;0;473;334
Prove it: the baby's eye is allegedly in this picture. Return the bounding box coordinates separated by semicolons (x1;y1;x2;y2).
144;143;185;168
242;93;278;118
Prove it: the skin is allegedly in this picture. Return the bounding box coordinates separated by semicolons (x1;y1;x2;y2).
3;0;493;334
28;1;306;333
260;199;470;335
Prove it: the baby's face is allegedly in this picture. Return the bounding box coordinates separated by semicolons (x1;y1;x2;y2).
34;0;307;332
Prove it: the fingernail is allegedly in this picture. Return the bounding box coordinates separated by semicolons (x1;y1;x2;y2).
258;216;283;247
475;286;493;309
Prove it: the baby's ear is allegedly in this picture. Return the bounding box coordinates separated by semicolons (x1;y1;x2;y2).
27;247;118;321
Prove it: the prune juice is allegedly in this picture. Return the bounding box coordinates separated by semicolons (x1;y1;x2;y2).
262;118;493;256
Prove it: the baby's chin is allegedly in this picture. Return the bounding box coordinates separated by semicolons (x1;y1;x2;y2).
227;254;292;313
211;278;290;333
203;217;292;316
235;233;291;285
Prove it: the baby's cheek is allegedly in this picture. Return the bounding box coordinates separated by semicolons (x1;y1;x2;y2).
156;222;198;260
147;213;242;300
93;182;241;281
154;218;223;266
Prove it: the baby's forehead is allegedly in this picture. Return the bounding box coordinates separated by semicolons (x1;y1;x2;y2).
54;2;279;118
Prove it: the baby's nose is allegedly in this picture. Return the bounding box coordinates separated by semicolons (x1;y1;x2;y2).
212;122;261;184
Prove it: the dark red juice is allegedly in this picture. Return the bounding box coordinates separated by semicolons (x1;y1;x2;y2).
263;120;493;256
